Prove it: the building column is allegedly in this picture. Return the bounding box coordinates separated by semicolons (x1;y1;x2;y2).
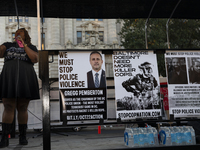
103;19;108;44
0;17;6;43
50;18;62;49
0;17;6;70
30;18;38;47
46;18;51;49
107;19;117;44
64;19;73;44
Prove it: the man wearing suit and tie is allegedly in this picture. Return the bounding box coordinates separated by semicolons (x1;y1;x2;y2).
87;51;106;88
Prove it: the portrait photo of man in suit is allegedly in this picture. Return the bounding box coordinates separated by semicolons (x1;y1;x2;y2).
87;51;106;88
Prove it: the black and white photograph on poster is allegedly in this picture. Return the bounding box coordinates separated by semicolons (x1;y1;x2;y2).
166;57;188;84
165;51;200;118
113;51;161;120
188;57;200;84
58;51;107;121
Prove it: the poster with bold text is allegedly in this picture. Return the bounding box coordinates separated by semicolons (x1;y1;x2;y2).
165;51;200;118
113;51;161;120
58;51;107;121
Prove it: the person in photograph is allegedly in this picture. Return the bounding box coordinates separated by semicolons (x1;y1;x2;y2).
87;51;106;88
189;58;200;84
166;58;173;73
0;28;40;148
168;58;188;84
122;62;159;110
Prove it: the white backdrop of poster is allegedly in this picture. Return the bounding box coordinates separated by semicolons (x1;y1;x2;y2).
58;51;107;121
165;51;200;118
113;50;161;120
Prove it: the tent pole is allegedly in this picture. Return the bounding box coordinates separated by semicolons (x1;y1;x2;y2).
37;0;51;150
166;0;182;49
145;0;157;49
41;0;44;50
14;0;19;29
37;0;41;50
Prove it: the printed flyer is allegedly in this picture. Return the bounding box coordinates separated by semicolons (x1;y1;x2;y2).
58;51;107;121
113;50;161;120
165;51;200;117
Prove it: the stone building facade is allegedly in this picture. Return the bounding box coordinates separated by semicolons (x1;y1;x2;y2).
0;17;122;76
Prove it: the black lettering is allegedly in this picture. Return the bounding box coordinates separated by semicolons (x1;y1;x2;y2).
59;59;74;65
59;67;73;73
60;74;78;80
59;52;67;58
60;81;85;87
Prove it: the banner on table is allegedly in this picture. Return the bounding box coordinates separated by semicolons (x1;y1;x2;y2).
165;51;200;118
58;51;107;121
113;50;161;120
160;82;169;111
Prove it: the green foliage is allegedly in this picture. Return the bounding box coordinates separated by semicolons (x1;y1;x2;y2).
118;19;146;49
117;18;200;77
169;19;200;49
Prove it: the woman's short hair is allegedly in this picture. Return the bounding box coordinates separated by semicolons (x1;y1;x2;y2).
17;28;31;45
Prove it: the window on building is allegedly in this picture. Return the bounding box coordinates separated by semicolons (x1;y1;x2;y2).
41;33;45;50
25;17;29;23
41;18;45;23
12;33;15;42
105;55;114;77
98;19;103;21
99;31;104;42
76;19;82;21
77;31;82;44
105;63;114;77
85;31;90;39
9;17;12;22
84;19;95;21
15;17;22;22
19;17;22;22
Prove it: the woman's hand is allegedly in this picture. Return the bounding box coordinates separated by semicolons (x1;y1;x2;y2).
16;35;38;63
16;35;24;43
0;45;6;58
15;35;25;47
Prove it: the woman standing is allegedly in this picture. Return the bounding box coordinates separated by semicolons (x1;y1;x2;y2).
0;28;40;148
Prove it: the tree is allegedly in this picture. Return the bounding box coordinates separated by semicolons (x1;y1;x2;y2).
169;19;200;49
117;19;200;77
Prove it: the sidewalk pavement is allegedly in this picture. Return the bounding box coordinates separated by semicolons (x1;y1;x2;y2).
0;125;127;150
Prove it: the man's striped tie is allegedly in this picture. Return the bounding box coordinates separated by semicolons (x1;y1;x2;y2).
95;73;99;88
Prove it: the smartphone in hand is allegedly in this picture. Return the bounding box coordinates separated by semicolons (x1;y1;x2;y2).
15;35;24;48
